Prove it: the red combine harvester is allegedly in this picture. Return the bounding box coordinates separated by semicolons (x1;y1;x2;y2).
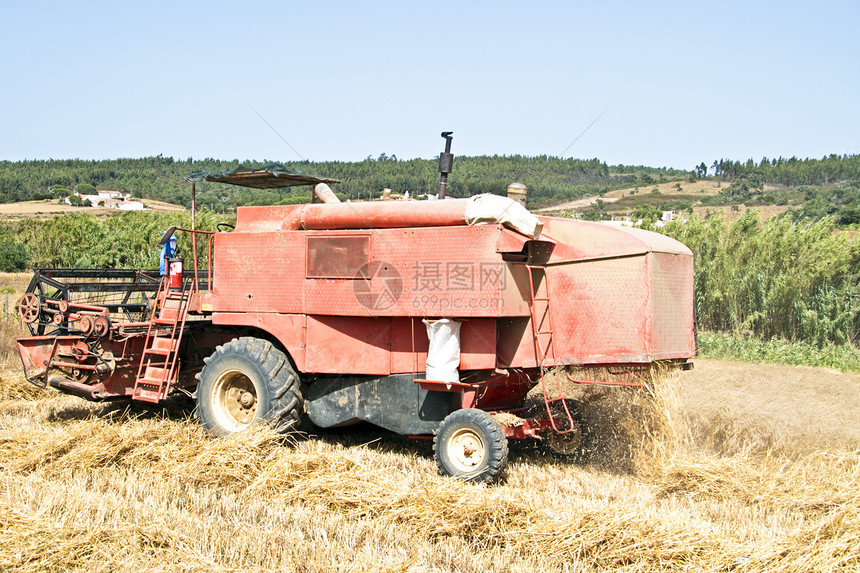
16;137;696;482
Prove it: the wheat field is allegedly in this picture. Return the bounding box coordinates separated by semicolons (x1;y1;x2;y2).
0;343;857;571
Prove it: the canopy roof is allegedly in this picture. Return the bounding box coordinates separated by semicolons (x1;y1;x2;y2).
186;164;340;189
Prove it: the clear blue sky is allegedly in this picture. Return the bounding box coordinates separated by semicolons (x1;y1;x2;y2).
1;1;857;169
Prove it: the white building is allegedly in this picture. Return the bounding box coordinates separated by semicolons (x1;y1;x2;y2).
116;201;145;211
67;190;146;211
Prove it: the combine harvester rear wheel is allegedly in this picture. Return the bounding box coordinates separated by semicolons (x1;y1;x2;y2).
434;409;509;482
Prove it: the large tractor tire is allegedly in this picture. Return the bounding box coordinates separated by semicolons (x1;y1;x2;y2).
434;408;508;483
195;337;303;436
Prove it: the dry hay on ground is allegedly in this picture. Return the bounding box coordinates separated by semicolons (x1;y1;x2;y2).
535;179;725;215
0;361;857;572
683;359;860;453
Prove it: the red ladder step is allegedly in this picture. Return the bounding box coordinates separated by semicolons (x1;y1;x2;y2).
526;264;576;435
132;276;194;403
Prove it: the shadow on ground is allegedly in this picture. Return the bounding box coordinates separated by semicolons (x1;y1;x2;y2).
45;392;197;424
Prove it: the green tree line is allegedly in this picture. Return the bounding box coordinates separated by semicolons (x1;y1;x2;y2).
3;153;858;216
0;155;685;211
710;154;860;186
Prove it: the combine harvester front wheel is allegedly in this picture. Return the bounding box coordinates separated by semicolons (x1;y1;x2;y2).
195;337;304;436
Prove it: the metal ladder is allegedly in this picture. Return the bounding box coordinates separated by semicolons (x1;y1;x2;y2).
526;265;576;434
133;276;193;403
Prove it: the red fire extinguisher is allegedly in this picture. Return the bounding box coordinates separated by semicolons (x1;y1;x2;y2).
168;258;183;288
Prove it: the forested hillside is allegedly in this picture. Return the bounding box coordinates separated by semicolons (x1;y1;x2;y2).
711;154;860;186
0;155;683;211
3;154;859;223
709;154;860;224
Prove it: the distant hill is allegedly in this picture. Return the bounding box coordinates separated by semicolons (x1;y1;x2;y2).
0;156;684;211
1;154;857;225
544;156;860;227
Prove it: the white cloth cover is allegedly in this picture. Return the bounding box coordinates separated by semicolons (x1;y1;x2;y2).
464;193;543;239
423;318;461;384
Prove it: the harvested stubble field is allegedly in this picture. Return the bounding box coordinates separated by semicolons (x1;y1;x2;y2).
0;346;857;571
0;199;185;219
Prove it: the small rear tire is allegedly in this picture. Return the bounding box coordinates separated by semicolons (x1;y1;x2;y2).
196;337;303;436
434;408;508;483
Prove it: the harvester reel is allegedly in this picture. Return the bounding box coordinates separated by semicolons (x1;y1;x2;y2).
18;293;41;324
23;276;71;336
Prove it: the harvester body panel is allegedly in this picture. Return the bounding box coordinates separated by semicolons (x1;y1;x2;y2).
205;203;695;376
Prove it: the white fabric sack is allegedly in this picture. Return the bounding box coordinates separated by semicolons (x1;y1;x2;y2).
464;193;543;239
423;318;461;384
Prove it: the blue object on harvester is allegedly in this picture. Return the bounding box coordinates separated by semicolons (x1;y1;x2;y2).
159;232;177;275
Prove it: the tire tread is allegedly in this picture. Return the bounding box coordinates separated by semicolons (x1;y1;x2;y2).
196;336;303;435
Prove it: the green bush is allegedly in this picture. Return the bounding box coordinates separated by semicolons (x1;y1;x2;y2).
0;240;30;271
2;210;226;270
698;331;860;372
663;212;860;347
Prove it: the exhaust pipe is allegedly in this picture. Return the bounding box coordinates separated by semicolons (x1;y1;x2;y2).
437;131;454;199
